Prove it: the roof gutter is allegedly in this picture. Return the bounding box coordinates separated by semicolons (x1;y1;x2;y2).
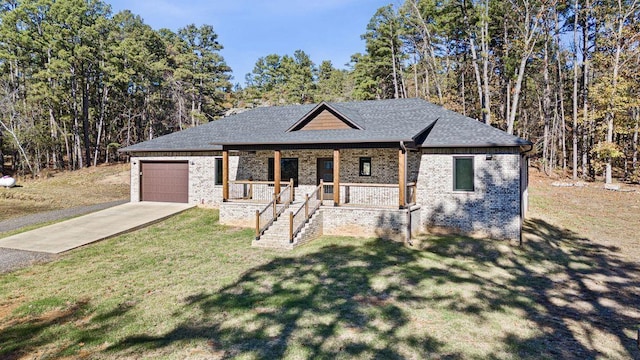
119;147;222;153
214;138;416;146
420;143;532;148
520;143;534;155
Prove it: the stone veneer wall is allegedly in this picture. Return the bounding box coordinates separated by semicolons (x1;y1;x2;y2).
416;147;522;240
130;151;240;206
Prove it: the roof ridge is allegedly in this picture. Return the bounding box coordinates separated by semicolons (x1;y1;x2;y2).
120;98;531;153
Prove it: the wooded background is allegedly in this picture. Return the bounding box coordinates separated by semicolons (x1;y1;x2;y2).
1;0;639;184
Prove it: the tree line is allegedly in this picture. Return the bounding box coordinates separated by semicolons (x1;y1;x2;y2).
0;0;232;174
2;0;639;185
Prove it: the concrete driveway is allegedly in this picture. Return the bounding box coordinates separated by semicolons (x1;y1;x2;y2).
0;202;193;253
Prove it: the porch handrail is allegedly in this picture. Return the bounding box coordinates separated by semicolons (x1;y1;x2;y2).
229;179;292;202
254;181;294;240
322;182;397;188
231;180;291;185
255;199;276;239
321;182;399;208
277;179;295;205
289;181;323;243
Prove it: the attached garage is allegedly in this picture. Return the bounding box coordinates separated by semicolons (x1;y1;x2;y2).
140;161;189;203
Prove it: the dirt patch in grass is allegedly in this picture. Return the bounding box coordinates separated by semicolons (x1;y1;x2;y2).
0;164;129;222
528;169;640;259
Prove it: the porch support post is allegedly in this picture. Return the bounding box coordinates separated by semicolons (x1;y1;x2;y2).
333;149;340;206
399;148;406;209
274;149;281;202
222;149;229;202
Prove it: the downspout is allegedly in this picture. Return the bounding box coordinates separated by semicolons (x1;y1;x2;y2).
519;143;533;246
400;141;413;246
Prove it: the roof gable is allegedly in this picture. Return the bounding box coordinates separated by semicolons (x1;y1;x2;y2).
287;101;363;132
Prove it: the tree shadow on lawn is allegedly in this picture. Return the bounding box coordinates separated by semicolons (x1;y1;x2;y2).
108;218;640;359
419;217;640;359
109;238;460;359
514;218;640;359
0;298;137;359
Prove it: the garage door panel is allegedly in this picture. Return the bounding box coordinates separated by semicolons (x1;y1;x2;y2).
141;162;189;203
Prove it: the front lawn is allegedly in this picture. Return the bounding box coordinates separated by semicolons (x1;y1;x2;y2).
1;207;638;359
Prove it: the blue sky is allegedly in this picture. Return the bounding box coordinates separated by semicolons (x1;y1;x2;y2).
107;0;397;85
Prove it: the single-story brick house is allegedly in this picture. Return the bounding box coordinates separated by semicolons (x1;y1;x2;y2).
121;98;532;248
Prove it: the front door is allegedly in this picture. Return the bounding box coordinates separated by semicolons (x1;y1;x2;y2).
317;158;333;198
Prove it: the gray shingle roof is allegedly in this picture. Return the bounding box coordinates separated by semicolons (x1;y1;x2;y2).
120;98;531;152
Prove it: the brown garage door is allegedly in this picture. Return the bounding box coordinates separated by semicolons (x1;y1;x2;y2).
140;162;189;203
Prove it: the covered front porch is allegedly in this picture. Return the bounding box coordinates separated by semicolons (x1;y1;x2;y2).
217;146;422;247
220;146;419;209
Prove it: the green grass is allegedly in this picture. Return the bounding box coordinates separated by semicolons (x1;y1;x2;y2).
0;208;638;359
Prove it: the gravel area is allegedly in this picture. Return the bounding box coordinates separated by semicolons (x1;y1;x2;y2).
0;199;128;273
0;199;128;233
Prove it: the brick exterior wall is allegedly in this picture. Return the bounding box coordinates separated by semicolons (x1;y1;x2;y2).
223;203;420;245
235;148;404;185
322;206;417;242
416;148;522;240
130;146;524;242
219;202;266;228
130;148;415;206
130;152;239;206
294;210;323;246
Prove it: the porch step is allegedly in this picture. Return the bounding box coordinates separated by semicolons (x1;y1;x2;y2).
291;209;323;246
253;217;293;250
252;210;323;250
